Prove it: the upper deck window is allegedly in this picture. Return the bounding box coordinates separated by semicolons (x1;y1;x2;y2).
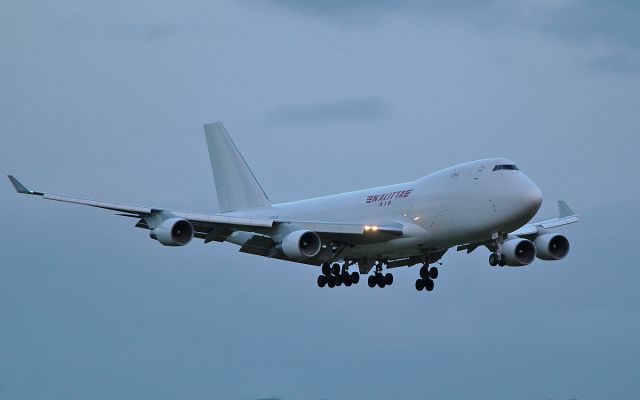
492;164;519;171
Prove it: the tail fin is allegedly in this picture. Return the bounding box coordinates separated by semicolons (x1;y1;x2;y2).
203;122;272;212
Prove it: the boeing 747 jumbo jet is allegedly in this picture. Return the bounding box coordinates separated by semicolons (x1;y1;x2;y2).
9;122;579;292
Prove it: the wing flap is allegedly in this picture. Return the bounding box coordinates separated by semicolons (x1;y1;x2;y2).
279;220;404;244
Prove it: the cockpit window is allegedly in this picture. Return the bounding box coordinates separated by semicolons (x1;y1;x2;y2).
493;164;519;171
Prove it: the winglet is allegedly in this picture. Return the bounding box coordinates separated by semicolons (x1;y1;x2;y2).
7;175;44;196
558;200;574;218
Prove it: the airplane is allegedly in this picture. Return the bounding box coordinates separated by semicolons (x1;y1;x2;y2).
8;122;579;292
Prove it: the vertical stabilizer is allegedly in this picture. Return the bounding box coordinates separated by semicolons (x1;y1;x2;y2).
203;122;272;212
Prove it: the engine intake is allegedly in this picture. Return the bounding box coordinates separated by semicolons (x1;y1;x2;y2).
281;230;322;259
150;218;194;246
535;234;570;261
502;238;536;266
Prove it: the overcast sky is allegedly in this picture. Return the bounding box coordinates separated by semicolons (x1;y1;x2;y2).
1;1;639;399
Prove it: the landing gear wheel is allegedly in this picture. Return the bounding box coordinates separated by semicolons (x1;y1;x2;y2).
317;275;327;288
368;275;376;288
335;274;343;286
341;271;352;286
322;263;331;276
429;266;439;280
489;253;499;266
327;275;336;288
498;255;507;267
420;265;430;279
424;278;434;291
384;273;394;285
350;272;360;284
415;279;424;291
331;263;341;275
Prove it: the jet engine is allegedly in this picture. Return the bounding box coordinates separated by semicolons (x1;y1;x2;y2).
281;230;322;259
535;233;570;261
150;218;194;246
501;238;537;266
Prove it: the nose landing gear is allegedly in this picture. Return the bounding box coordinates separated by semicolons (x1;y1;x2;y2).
487;232;508;267
489;252;506;266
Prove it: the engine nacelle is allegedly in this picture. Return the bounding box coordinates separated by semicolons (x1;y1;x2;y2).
502;238;536;266
535;233;570;261
150;218;194;246
281;230;322;259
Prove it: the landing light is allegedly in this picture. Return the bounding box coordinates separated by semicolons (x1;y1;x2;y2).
364;225;379;232
414;216;420;221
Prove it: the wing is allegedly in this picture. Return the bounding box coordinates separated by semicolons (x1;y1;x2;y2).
457;201;579;253
8;176;403;257
510;201;579;238
8;175;275;236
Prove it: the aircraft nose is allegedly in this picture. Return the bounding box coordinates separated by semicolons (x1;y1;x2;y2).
521;182;543;214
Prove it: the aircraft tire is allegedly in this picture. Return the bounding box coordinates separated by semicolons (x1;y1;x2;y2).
384;273;393;285
420;265;429;279
424;278;434;291
429;267;439;280
327;275;336;288
489;253;498;266
331;263;341;275
368;275;376;288
322;263;331;276
317;275;327;288
335;275;343;286
415;279;424;291
498;255;506;267
351;272;360;284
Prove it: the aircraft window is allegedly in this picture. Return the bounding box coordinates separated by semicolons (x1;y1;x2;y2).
492;164;519;171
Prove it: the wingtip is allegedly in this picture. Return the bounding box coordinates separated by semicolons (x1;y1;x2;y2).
7;175;43;195
557;200;574;218
8;175;28;193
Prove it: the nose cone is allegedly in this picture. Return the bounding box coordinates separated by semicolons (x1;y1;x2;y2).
521;182;543;216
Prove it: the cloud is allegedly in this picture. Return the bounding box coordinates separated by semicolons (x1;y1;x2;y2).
52;20;190;42
267;97;391;124
252;398;284;400
267;0;640;51
541;0;640;49
266;0;501;25
110;22;181;42
587;52;640;75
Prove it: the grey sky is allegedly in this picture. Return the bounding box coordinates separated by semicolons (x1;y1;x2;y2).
1;0;639;399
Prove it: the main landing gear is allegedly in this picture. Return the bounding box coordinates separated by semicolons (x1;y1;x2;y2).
317;262;360;288
415;264;439;292
367;261;394;288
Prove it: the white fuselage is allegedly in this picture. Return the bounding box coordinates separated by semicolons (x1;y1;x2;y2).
226;158;543;261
